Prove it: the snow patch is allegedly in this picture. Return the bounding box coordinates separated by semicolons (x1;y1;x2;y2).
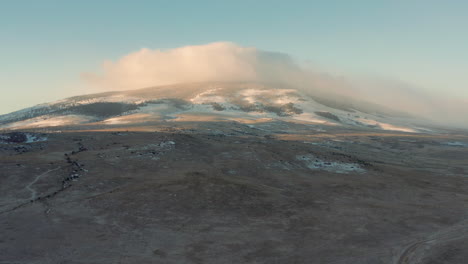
239;88;298;104
159;141;175;147
0;132;48;144
292;113;334;124
1;115;93;129
25;133;48;143
190;88;225;104
296;154;365;174
357;118;417;133
444;141;468;147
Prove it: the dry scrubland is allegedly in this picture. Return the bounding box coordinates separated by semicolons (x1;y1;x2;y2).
1;121;468;264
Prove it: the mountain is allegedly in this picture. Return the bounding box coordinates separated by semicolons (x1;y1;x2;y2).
2;82;468;263
0;82;427;133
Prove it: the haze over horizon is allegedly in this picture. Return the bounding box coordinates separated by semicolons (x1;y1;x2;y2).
1;1;467;122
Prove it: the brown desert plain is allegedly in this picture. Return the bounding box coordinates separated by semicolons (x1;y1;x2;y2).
1;118;467;264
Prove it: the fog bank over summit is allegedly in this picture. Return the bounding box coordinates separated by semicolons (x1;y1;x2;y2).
82;42;467;128
83;42;301;91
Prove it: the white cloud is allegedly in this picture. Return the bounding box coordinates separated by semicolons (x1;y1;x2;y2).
83;42;303;90
83;42;468;128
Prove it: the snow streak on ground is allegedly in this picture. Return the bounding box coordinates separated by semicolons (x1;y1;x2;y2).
0;84;428;134
1;115;93;129
444;141;468;147
296;154;365;174
25;133;48;143
356;118;417;133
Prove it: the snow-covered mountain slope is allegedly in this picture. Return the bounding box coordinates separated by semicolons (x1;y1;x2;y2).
0;82;428;132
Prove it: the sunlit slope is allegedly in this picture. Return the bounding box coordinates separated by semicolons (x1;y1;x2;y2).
0;82;424;132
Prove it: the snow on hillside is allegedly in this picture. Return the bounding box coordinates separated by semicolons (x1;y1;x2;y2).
0;82;426;133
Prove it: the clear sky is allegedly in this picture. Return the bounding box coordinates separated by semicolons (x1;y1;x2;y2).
1;0;467;114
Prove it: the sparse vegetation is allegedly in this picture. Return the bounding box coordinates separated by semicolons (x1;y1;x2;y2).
60;102;140;117
232;99;303;117
315;111;340;122
208;102;226;111
1;123;467;263
144;98;190;109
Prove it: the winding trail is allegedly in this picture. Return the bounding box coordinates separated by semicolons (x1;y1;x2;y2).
395;220;468;264
25;167;61;201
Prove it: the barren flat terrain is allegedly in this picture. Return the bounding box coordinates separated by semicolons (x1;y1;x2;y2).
1;121;468;264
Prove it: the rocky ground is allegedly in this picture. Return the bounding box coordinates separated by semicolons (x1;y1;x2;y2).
1;121;467;264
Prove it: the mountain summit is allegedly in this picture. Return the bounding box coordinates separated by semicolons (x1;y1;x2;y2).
1;82;423;133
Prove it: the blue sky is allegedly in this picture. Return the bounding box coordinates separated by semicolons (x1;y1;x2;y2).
1;0;467;114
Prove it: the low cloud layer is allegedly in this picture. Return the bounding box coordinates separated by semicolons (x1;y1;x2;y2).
84;42;467;128
84;42;304;90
